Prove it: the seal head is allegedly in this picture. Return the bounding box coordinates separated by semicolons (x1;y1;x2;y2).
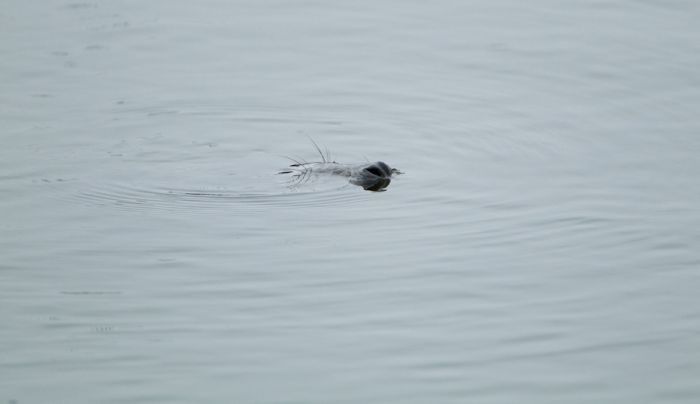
351;161;399;191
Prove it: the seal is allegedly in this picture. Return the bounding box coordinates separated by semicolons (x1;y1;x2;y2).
279;140;401;192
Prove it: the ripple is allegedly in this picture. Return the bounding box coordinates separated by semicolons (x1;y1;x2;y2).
60;179;369;215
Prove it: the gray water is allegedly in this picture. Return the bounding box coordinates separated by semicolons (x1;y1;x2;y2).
2;1;700;403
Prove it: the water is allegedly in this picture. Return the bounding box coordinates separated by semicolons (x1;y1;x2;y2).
2;1;700;403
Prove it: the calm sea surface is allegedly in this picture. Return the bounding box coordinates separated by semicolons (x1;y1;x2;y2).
2;1;700;403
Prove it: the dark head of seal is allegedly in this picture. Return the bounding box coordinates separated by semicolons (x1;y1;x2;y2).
351;161;400;192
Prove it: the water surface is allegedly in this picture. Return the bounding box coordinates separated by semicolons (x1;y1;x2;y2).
2;1;700;403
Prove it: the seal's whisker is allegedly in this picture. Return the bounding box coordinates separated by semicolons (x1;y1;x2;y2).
290;155;309;166
308;136;326;163
297;167;313;186
282;155;305;167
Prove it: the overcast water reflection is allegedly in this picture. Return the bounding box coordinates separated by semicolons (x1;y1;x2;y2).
2;1;700;403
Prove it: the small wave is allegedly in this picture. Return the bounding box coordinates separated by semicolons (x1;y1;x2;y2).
58;179;368;214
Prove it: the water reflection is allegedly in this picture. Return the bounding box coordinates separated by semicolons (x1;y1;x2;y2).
4;0;700;402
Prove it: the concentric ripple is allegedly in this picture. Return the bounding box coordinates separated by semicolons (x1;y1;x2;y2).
60;176;370;215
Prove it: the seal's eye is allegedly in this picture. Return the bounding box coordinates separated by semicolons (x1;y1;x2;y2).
375;162;392;176
365;162;393;177
365;165;384;177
